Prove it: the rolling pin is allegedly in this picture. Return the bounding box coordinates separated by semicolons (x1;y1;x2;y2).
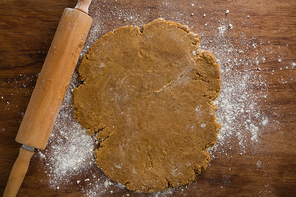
3;1;92;196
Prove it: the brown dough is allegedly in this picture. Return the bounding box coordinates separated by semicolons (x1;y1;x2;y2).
73;18;221;193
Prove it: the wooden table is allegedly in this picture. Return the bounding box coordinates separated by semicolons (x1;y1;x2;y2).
1;0;295;196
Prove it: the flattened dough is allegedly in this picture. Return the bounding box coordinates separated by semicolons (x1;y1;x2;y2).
73;18;221;193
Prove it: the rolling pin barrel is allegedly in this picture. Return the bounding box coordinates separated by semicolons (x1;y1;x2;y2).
4;1;92;196
15;7;92;150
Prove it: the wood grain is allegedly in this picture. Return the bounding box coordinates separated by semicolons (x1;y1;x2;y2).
1;0;295;196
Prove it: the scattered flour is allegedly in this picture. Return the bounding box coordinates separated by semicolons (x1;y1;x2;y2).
217;25;227;34
256;160;262;168
37;76;95;189
34;1;284;196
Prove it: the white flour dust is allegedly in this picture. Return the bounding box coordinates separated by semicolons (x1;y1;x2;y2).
37;77;96;189
35;2;277;196
200;31;269;156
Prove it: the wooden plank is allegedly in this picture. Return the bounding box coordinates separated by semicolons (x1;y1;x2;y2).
1;0;295;196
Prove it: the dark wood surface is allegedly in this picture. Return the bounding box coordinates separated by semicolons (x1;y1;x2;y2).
1;0;295;196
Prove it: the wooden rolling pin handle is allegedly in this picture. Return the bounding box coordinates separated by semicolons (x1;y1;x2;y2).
74;0;92;14
3;146;35;197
